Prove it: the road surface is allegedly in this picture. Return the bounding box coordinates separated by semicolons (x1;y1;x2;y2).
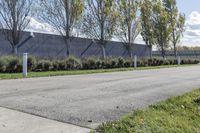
0;66;200;129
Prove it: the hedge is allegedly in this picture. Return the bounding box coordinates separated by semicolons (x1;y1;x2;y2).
0;56;199;73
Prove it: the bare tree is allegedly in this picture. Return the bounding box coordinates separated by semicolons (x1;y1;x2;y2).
0;0;33;54
40;0;84;57
116;0;141;58
81;0;118;59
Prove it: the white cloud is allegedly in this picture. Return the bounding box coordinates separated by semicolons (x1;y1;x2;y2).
181;11;200;46
25;17;58;34
25;17;81;37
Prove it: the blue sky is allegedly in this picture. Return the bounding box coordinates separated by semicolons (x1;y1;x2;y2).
177;0;200;18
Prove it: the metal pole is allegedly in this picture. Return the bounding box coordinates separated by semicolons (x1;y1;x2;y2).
178;56;181;65
23;53;28;78
134;55;137;68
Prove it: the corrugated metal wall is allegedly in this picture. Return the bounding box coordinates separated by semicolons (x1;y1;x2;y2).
0;31;151;58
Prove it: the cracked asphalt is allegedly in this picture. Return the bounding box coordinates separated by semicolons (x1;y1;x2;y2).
0;66;200;129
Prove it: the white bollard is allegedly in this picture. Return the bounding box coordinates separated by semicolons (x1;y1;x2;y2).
178;56;181;65
134;55;137;68
23;53;28;78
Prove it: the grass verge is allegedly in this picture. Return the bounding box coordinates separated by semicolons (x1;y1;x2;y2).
95;89;200;133
0;64;197;80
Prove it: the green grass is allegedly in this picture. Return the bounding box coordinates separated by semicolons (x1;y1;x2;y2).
95;89;200;133
0;65;197;80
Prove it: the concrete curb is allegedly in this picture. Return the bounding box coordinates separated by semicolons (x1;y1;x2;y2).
0;107;90;133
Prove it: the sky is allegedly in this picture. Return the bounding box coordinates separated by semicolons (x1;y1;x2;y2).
176;0;200;47
176;0;200;18
26;0;200;47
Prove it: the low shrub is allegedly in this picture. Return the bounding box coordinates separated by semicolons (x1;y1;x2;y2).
96;60;102;69
144;60;149;67
65;56;82;70
35;60;53;71
152;58;159;66
163;60;170;65
43;60;53;71
124;59;132;68
82;57;96;69
0;58;7;72
181;59;187;64
52;60;60;71
6;56;21;73
118;57;125;68
58;60;66;70
35;60;45;71
0;55;199;73
137;60;142;67
169;59;175;65
158;59;164;66
28;56;37;71
104;58;118;68
148;59;153;66
173;59;178;65
110;59;118;68
195;60;200;64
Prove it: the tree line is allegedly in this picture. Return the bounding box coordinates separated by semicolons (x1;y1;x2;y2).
0;0;185;59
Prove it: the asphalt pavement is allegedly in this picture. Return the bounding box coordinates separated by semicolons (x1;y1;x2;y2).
0;66;200;129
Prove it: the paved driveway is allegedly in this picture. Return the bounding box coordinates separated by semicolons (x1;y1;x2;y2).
0;66;200;128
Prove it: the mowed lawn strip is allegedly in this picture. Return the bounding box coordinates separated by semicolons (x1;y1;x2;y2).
95;89;200;133
0;64;198;80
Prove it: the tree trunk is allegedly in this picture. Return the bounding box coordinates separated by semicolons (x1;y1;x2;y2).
11;45;18;55
128;49;133;59
161;46;165;59
101;45;106;59
128;45;133;59
14;46;18;55
172;30;177;58
11;45;15;54
66;46;70;57
65;39;70;57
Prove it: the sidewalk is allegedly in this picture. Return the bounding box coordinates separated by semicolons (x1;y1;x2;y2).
0;107;90;133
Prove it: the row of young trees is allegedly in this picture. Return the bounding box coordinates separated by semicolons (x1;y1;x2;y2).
0;0;185;59
141;0;185;58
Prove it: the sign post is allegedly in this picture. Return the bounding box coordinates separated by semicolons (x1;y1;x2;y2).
178;56;181;65
134;55;137;68
23;53;28;78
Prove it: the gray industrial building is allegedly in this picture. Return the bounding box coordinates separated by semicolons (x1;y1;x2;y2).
0;31;151;58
